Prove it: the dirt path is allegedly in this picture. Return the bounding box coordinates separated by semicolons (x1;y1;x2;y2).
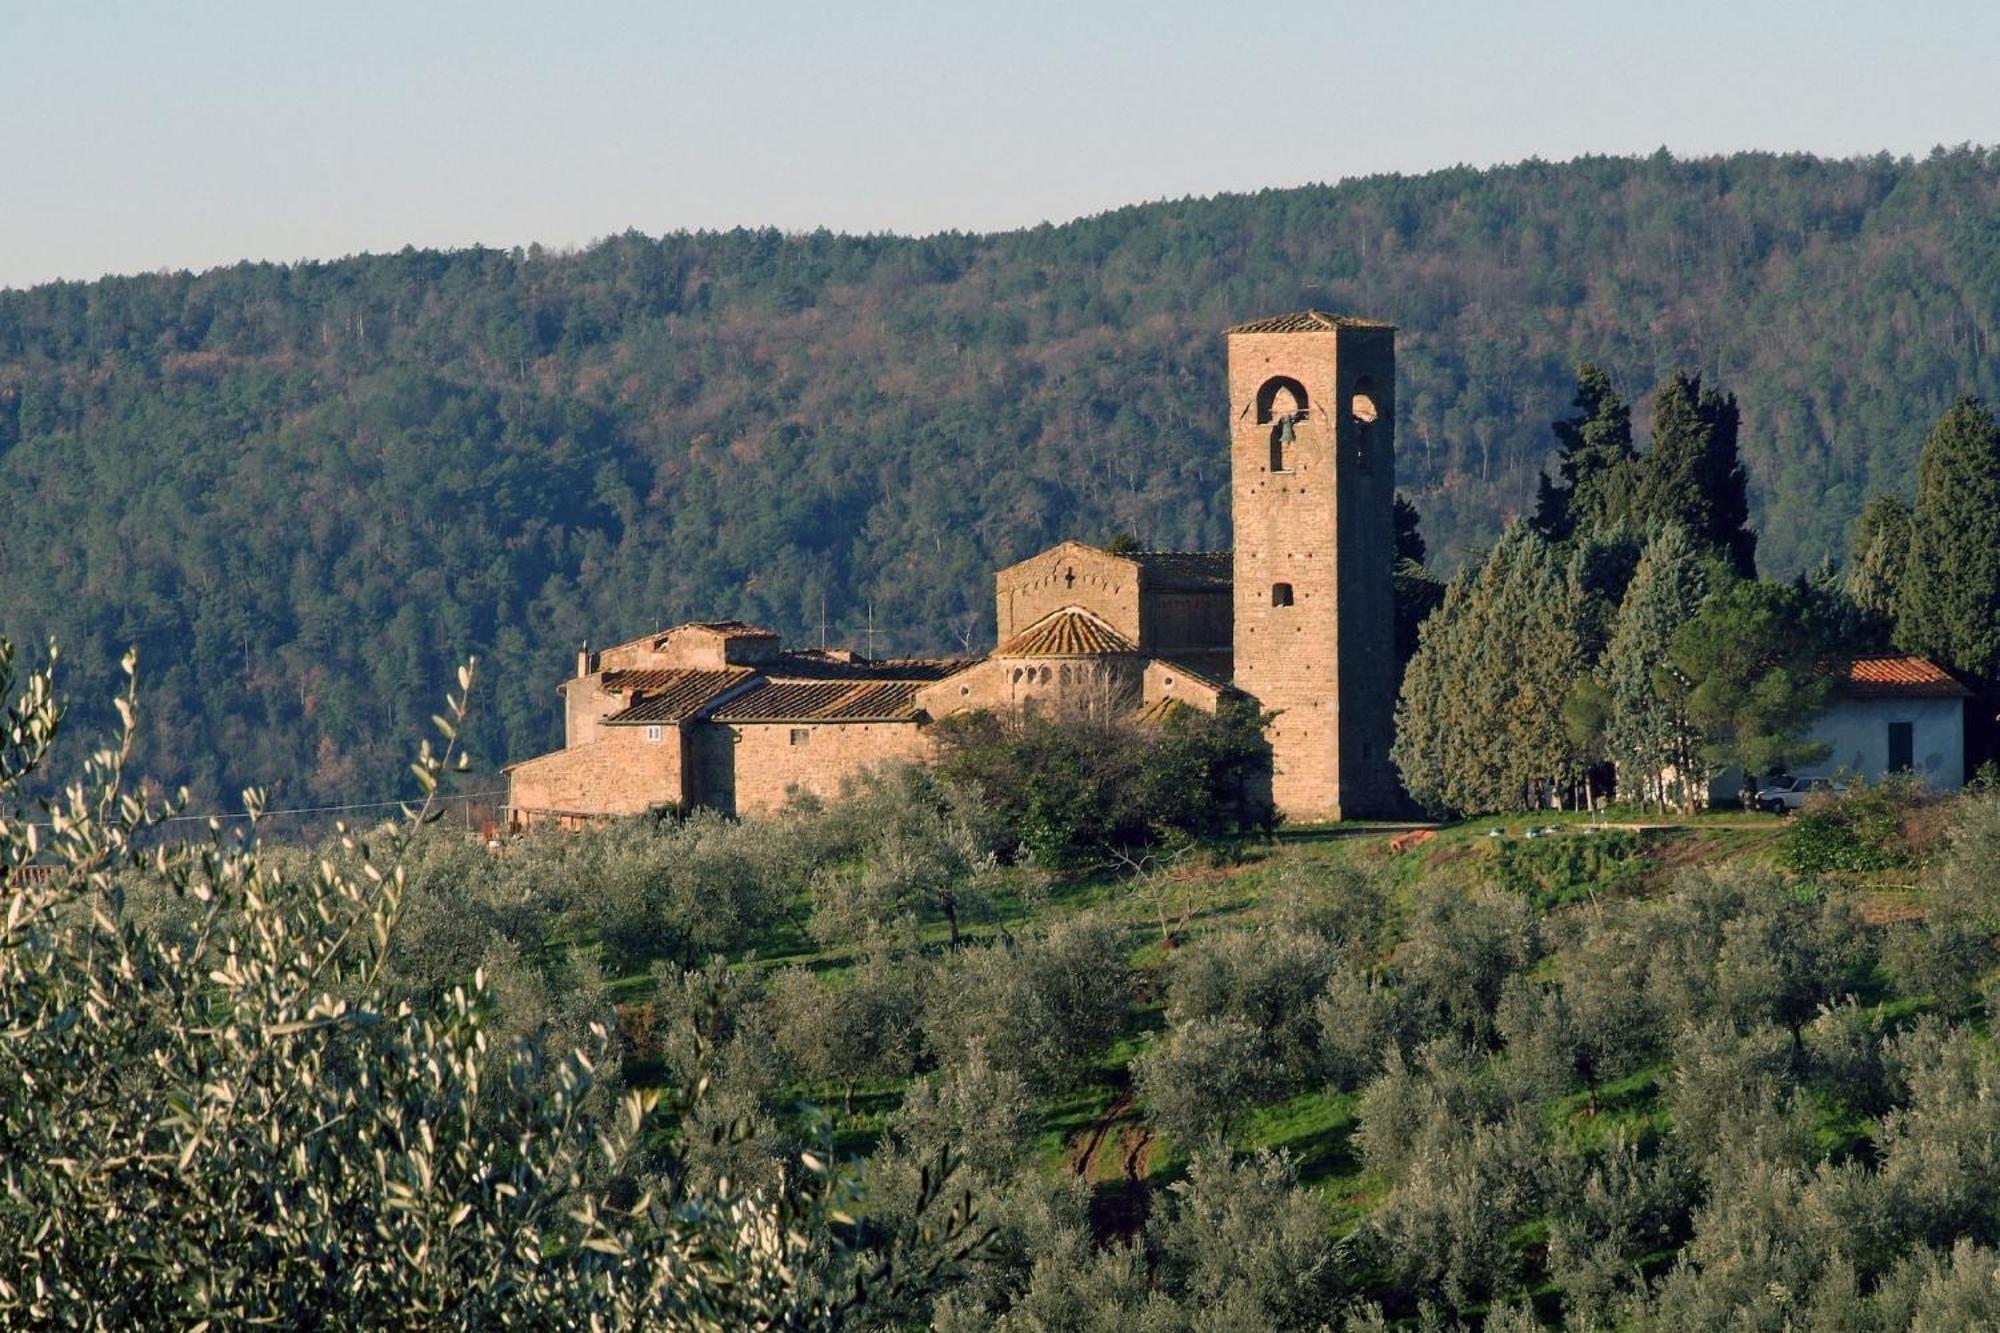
1066;1089;1131;1180
1065;1089;1157;1239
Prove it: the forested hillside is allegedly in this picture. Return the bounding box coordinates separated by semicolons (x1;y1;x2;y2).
4;147;1999;802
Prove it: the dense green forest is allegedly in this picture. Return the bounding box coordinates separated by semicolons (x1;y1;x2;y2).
5;147;2000;803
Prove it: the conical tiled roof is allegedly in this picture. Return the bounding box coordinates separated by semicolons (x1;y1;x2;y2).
994;606;1138;658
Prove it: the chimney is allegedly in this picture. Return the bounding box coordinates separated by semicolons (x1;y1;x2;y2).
576;641;591;678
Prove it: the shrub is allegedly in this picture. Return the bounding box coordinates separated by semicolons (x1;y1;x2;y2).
1778;776;1927;875
1490;828;1651;908
933;698;1271;868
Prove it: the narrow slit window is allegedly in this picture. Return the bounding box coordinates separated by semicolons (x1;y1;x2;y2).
644;725;663;743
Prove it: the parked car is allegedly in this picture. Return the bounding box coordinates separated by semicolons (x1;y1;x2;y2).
1754;775;1845;814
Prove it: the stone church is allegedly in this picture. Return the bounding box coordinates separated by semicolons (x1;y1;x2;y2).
504;311;1399;826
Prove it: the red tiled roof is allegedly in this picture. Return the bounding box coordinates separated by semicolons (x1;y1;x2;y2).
710;679;926;723
601;668;719;694
995;607;1139;658
1228;310;1395;334
1839;655;1971;699
603;669;756;723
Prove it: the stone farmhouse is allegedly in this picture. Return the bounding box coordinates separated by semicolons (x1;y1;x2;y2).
505;312;1402;826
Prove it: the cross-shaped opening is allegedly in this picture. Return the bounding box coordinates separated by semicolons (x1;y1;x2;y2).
1064;567;1076;589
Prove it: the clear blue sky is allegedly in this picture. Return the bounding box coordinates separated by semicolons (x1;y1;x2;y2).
4;0;1996;290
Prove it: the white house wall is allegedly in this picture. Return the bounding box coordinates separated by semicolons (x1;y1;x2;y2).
1813;697;1964;791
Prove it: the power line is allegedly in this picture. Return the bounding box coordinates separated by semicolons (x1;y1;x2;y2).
10;789;508;830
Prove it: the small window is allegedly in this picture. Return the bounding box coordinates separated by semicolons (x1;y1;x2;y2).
1351;375;1379;474
1271;583;1294;607
644;725;663;743
1887;721;1914;772
790;727;812;746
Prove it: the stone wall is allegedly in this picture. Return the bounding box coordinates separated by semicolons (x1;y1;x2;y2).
710;720;934;816
563;674;621;748
995;542;1139;643
508;723;687;821
1139;588;1232;680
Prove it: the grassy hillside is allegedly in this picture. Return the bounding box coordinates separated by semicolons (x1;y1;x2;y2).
359;764;2000;1327
5;148;2000;802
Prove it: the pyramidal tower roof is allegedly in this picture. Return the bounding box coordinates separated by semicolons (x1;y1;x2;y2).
1227;310;1395;334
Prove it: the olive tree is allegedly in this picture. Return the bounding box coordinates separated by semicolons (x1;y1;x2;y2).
0;642;981;1328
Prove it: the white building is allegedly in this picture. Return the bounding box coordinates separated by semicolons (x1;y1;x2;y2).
1703;654;1971;804
1811;654;1969;790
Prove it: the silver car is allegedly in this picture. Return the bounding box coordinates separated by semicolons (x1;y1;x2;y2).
1754;775;1844;814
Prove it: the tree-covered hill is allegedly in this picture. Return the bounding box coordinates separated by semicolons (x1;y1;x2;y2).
4;147;1999;802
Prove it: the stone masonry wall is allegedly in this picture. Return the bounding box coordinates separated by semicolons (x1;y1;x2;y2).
1227;324;1398;821
995;543;1140;643
719;721;934;816
508;724;686;818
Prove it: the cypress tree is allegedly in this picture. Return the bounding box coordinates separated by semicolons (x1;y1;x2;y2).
1633;372;1756;576
1845;494;1912;632
1393;525;1589;815
1601;525;1710;810
1532;365;1637;541
1897;397;2000;681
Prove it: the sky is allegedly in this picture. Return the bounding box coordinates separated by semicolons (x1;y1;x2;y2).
4;0;1997;290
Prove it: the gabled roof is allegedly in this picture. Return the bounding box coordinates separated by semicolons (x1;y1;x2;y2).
769;651;973;682
711;679;927;723
995;606;1138;658
1838;655;1971;700
602;669;756;724
597;621;778;658
1227;310;1395;335
1130;550;1231;591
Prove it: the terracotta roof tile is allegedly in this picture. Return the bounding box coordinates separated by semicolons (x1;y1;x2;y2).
1228;310;1395;335
603;669;756;723
1838;655;1971;699
711;679;925;723
995;606;1139;658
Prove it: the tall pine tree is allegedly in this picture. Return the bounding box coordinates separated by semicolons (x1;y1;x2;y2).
1898;397;2000;681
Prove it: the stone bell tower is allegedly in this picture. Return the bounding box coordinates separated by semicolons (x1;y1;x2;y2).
1227;311;1398;821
